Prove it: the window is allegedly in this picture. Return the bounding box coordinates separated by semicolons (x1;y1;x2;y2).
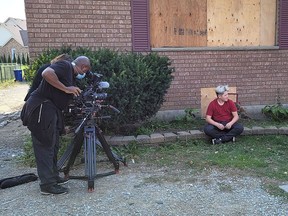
132;0;288;51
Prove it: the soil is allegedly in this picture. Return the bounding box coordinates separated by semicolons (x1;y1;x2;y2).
0;83;30;149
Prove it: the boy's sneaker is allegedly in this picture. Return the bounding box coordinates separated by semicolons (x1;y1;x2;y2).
40;184;69;195
56;177;69;185
232;137;236;143
212;138;222;145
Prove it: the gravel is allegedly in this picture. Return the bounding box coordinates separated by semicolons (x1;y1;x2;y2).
0;83;288;215
1;159;288;216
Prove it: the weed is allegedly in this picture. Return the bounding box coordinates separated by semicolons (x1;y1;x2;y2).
0;80;16;89
19;117;288;199
135;135;288;198
262;88;288;121
112;141;142;162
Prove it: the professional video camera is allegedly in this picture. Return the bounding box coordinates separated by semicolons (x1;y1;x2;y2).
67;71;110;115
58;71;125;192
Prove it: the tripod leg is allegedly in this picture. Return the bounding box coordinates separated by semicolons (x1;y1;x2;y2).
57;131;84;177
96;128;120;172
84;126;97;192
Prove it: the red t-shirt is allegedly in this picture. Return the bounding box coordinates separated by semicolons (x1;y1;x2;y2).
206;99;237;122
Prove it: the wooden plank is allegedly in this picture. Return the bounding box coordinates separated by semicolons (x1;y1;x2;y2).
207;0;260;46
150;0;207;48
260;0;277;46
201;87;237;118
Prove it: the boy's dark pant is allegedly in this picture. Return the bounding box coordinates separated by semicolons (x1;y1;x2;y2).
204;122;244;142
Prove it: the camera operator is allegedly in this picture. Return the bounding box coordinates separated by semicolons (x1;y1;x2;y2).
24;54;73;101
21;56;91;195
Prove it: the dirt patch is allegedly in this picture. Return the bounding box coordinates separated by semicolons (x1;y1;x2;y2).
0;83;30;149
0;119;30;149
0;82;28;114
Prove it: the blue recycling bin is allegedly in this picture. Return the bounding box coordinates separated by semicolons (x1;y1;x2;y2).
14;69;23;82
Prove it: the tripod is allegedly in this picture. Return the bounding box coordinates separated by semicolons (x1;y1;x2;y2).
57;105;126;192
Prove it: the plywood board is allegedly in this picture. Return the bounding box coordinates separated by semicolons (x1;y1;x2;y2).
207;0;260;46
150;0;207;48
260;0;276;46
201;87;237;118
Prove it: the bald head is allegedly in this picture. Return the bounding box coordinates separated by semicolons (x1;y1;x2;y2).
73;56;91;69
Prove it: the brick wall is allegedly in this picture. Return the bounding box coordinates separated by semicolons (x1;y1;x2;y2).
159;50;288;110
0;39;29;60
25;0;288;111
25;0;132;56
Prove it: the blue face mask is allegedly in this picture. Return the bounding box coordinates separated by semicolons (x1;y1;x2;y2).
72;62;86;79
76;73;86;79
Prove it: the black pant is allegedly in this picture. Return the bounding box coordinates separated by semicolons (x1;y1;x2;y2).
204;121;244;142
30;103;60;187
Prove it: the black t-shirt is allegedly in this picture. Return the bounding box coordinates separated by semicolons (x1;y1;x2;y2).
24;63;51;101
32;60;74;110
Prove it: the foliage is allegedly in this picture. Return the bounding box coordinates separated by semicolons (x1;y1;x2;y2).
134;109;204;136
262;89;288;121
12;53;16;63
19;134;73;167
21;54;26;65
262;104;288;121
19;117;288;199
18;137;35;167
102;51;174;133
2;54;7;63
26;54;30;65
17;55;21;64
139;135;288;199
24;46;74;81
26;46;174;133
0;80;16;89
112;141;140;161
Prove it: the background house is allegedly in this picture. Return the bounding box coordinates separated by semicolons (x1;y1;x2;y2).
23;0;288;117
0;17;29;63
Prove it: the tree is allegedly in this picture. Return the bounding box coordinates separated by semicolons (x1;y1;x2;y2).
26;54;30;65
12;53;16;63
21;54;26;65
8;55;11;63
17;55;21;64
3;54;7;63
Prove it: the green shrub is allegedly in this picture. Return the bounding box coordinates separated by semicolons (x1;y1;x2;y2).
102;52;174;133
262;89;288;121
25;47;174;134
262;104;288;121
24;46;74;81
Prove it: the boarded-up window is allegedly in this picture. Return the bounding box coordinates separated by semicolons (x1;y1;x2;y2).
150;0;207;47
149;0;277;48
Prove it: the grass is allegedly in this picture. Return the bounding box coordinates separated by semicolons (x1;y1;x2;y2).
0;80;17;89
18;113;288;199
134;117;288;135
113;134;288;199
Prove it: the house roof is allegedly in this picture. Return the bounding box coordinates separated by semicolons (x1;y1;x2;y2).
0;17;28;47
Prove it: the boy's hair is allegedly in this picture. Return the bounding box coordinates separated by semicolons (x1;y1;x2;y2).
215;85;229;96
